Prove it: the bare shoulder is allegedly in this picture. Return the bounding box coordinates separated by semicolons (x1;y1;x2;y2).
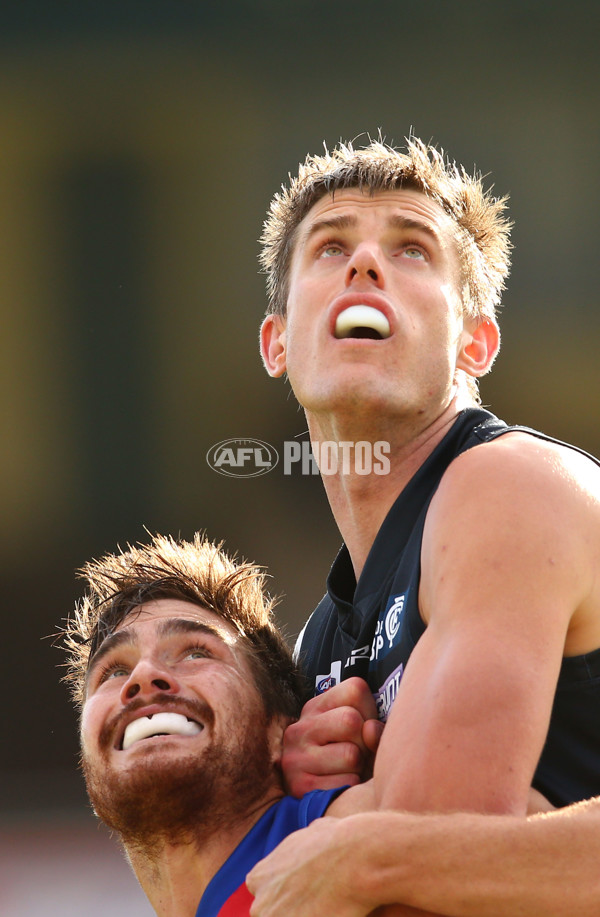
421;431;600;653
436;430;600;525
455;428;600;481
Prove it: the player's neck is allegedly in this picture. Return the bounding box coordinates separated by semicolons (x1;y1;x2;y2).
124;792;283;917
308;395;470;580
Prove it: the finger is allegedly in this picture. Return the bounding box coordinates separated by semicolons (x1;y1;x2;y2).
286;705;369;749
362;718;385;754
301;677;377;720
285;737;365;775
246;860;267;896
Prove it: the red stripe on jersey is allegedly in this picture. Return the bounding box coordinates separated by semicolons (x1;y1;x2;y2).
216;881;254;916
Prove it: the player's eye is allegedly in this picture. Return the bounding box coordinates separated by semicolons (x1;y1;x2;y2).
185;645;213;660
402;245;426;260
320;243;344;258
97;661;130;683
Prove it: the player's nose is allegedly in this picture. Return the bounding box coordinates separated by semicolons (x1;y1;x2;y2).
119;657;181;703
346;242;384;288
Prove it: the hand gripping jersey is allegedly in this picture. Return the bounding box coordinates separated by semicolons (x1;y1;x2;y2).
196;788;340;916
295;408;600;807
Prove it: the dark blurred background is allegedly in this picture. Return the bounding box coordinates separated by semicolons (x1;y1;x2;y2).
1;2;598;913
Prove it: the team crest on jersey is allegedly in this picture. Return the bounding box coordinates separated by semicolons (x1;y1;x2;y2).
385;594;404;646
370;593;407;662
315;660;342;694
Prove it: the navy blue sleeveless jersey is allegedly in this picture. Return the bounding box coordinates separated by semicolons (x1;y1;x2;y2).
295;408;600;807
196;789;340;916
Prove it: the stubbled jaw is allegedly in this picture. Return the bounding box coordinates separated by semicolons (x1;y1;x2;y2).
334;305;391;340
122;712;203;750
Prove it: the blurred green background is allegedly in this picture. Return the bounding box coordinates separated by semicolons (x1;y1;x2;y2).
1;2;598;912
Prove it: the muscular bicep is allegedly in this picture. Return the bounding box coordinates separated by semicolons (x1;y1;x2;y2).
374;618;562;815
374;439;590;816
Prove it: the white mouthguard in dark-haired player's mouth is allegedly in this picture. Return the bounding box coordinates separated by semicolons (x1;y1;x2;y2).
122;712;203;750
334;305;391;340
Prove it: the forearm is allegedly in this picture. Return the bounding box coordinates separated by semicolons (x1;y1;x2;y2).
341;801;600;917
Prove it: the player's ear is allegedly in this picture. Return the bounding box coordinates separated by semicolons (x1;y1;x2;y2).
266;714;293;767
260;314;287;378
456;318;500;377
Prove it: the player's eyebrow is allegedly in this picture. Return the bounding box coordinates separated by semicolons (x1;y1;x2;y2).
387;214;443;245
87;629;137;683
156;617;230;644
86;617;231;684
300;212;443;248
299;213;356;246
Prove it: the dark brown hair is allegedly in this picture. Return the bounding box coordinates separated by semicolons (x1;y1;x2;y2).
61;532;303;719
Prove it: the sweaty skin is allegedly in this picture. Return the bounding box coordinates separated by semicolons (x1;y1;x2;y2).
281;677;382;793
258;186;600;914
81;599;291;917
248;796;600;917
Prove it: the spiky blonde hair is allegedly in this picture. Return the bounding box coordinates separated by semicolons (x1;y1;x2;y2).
60;532;302;716
260;136;512;325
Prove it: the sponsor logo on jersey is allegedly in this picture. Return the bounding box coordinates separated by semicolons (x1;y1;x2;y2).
317;674;335;692
374;662;404;722
345;644;370;667
315;660;342;694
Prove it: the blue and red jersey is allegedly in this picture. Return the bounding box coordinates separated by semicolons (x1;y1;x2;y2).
196;789;339;917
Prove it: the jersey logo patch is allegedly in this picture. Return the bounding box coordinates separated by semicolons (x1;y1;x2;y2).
345;644;370;668
371;593;407;662
315;660;342;693
385;594;404;646
374;662;404;722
